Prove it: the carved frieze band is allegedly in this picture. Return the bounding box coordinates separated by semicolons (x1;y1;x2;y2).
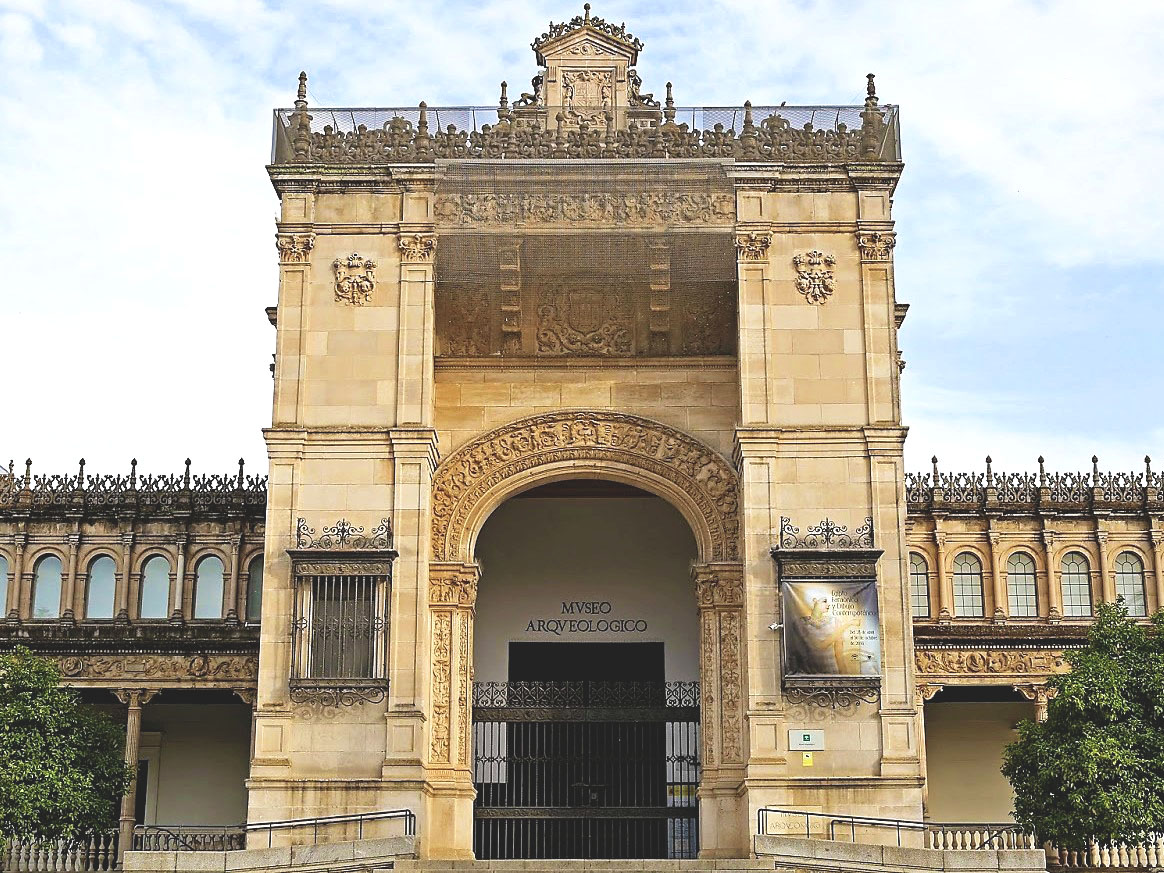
334;253;376;305
793;250;836;304
276;233;314;265
915;648;1069;677
433;192;735;227
735;231;772;262
399;233;436;263
430;411;741;562
59;653;258;683
856;231;895;262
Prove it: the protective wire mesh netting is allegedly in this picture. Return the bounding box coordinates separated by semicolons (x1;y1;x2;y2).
432;160;737;358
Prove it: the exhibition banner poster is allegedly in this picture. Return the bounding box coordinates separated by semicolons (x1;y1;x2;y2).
782;580;881;677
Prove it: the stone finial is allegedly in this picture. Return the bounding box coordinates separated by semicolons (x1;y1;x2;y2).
130;458;138;486
295;71;308;108
865;73;877;106
77;458;85;482
664;82;675;123
985;455;993;485
1038;456;1046;486
184;458;192;488
1092;455;1100;478
498;80;508;111
23;458;31;485
931;455;939;479
583;2;590;23
1146;455;1153;476
237;458;246;485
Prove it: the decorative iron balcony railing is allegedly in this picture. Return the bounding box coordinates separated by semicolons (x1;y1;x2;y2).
270;102;901;165
906;456;1161;513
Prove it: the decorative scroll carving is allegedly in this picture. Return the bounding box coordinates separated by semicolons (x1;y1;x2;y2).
562;69;613;124
778;516;874;550
433;192;735;226
915;648;1068;677
784;681;880;709
735;232;772;261
531;7;644;54
431;611;453;762
537;286;633;356
792;250;837;304
398;233;436;263
857;231;895;261
719;609;743;762
459;614;471;765
59;654;258;682
288;681;388;706
333;253;376;305
275;233;314;264
430;410;740;562
694;571;744;607
295;518;393;550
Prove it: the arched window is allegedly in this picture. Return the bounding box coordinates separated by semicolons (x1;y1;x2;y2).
32;555;63;620
139;556;170;620
1006;552;1038;618
952;552;985;617
85;556;117;620
193;556;225;620
0;554;9;618
1114;551;1147;617
246;556;264;624
909;553;930;618
1061;552;1092;617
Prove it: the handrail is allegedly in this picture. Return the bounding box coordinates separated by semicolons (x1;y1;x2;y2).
757;807;925;848
244;808;416;849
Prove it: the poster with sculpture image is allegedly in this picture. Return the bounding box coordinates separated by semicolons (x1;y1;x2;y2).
782;581;881;677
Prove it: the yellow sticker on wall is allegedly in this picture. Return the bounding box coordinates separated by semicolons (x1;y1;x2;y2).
802;751;814;767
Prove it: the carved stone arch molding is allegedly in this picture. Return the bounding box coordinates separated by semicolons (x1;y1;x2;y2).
430;410;741;564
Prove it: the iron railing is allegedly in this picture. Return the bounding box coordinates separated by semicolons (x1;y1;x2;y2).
756;807;926;847
244;808;416;849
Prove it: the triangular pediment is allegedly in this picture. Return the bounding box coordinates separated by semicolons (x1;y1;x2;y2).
531;6;643;65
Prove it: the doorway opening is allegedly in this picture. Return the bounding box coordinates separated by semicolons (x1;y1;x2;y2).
472;480;700;859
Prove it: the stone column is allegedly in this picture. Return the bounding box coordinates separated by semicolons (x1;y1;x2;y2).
225;533;242;621
1096;529;1114;606
7;534;26;620
171;535;187;622
934;530;952;621
117;532;134;621
915;683;942;815
1042;531;1062;620
63;531;81;622
1150;530;1164;614
114;689;157;861
425;562;478;859
987;530;1006;622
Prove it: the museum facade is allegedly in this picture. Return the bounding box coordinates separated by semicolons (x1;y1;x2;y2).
2;7;1162;865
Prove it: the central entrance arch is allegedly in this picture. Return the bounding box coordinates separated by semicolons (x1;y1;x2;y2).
426;411;747;859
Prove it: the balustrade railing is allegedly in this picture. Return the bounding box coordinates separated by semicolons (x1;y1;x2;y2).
925;822;1037;850
132;825;246;852
0;832;118;872
1051;837;1164;870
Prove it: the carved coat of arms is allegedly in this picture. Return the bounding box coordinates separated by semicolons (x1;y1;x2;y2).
333;253;376;305
537;284;632;356
562;69;613;124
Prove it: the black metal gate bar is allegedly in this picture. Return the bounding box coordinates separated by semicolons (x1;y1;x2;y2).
472;681;700;860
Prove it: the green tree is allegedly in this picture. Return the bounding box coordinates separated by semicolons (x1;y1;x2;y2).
1002;602;1164;850
0;647;133;841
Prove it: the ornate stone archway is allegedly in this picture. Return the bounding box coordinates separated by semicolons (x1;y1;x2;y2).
430;409;740;564
424;410;747;831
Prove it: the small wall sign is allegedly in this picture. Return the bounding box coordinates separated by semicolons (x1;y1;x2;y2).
789;729;825;750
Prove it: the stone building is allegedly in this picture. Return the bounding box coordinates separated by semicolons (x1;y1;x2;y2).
1;7;1161;865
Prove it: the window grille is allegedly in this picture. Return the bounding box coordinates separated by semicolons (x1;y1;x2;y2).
292;573;388;681
908;553;930;618
1060;552;1092;617
952;553;984;617
1114;551;1147;617
1006;552;1038;618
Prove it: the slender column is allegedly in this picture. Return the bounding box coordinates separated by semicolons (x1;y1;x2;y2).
1150;531;1164;614
1042;531;1062;620
915;683;942;815
117;532;134;621
987;530;1006;621
225;533;242;621
114;689;157;861
1096;529;1114;606
63;531;81;622
934;530;952;621
7;535;25;620
170;535;187;622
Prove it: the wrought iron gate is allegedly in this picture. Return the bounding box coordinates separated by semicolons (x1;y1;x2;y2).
472;681;700;859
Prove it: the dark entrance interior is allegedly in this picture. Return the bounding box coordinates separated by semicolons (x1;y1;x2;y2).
473;641;698;859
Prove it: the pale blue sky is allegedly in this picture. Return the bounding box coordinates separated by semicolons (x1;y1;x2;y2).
1;0;1161;478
